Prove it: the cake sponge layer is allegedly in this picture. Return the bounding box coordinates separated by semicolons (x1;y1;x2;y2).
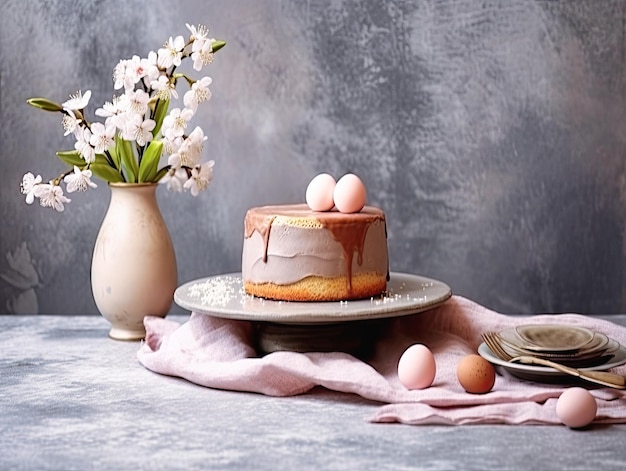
244;273;387;302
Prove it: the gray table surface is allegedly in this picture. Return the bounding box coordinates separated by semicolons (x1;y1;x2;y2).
2;314;626;471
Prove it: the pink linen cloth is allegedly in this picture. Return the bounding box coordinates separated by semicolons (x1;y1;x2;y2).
137;296;626;425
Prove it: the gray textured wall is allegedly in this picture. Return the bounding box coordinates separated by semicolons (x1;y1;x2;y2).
1;0;626;316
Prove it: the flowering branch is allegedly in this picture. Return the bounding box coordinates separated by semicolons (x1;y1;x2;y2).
21;23;225;211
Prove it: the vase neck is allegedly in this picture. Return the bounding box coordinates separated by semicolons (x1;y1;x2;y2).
108;183;160;207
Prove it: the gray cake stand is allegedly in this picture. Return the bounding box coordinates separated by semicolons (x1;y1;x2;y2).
174;272;452;358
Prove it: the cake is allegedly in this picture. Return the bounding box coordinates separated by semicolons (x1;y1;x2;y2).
241;204;389;301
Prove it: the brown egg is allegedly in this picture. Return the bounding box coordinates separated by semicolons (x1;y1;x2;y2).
456;354;496;394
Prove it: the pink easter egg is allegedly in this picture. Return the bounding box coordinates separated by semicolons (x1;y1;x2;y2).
333;173;367;213
556;387;597;428
306;173;336;211
397;344;437;390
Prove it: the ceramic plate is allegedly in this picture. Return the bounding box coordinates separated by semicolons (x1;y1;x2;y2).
498;328;611;359
514;324;595;352
174;272;452;324
478;341;626;381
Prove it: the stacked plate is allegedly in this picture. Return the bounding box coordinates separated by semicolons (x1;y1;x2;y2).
496;324;621;368
478;323;626;382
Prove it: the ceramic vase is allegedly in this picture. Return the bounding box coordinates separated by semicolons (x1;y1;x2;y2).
91;182;177;340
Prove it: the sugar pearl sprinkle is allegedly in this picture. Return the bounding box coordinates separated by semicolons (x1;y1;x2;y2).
368;281;429;306
187;275;243;307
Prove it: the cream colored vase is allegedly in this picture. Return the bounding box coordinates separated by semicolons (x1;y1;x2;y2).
91;183;177;340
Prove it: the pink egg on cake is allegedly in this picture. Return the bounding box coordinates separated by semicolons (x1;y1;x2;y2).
306;173;336;211
333;173;367;213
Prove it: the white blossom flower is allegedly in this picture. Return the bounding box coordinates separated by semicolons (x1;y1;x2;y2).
113;59;128;90
123;113;155;146
141;51;161;85
35;182;71;212
160;167;188;192
186;23;209;42
183;161;214;196
157;35;186;68
20;172;42;204
187;125;208;149
150;75;179;101
74;127;96;163
64;166;98;193
62;90;91;111
115;94;131;114
167;127;205;168
123;89;150;115
184;76;212;112
162;135;183;155
162;107;194;139
124;55;145;88
190;25;211;56
110;57;142;91
95;95;123;118
89;122;116;153
61;108;80;136
105;111;129;134
167;152;181;168
191;39;214;71
168;128;203;166
167;142;196;168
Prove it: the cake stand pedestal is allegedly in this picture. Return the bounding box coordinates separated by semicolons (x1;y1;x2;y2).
254;318;389;359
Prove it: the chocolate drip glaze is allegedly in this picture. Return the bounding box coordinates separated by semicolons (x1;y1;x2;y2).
244;212;276;262
244;204;387;296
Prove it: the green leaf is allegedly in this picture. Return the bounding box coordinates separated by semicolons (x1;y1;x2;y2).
56;150;85;167
90;163;125;183
138;140;163;183
108;145;121;171
153;166;171;183
94;153;113;167
152;99;170;137
116;134;138;183
27;98;63;112
212;40;226;53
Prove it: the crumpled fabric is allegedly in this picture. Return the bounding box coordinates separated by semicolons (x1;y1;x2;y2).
137;296;626;425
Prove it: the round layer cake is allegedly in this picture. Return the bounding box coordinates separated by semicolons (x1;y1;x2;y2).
242;204;389;301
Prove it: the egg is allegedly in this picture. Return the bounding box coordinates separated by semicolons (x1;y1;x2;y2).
306;173;336;211
397;344;436;390
556;387;597;428
456;354;496;394
333;173;367;213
